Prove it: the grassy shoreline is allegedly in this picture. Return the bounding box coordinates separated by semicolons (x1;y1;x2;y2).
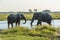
0;26;59;40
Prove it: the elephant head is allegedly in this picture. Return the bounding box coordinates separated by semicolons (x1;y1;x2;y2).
16;14;26;24
20;14;26;24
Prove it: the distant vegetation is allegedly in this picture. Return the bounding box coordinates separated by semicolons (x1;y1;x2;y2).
50;13;60;19
0;12;60;21
0;14;9;21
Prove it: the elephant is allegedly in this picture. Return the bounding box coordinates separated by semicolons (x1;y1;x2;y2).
30;12;52;26
7;14;26;28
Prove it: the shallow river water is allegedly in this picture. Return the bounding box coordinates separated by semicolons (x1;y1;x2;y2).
0;20;60;30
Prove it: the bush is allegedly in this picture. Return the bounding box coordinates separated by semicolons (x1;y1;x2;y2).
33;37;51;40
0;26;57;38
35;25;56;37
35;25;56;32
28;29;41;36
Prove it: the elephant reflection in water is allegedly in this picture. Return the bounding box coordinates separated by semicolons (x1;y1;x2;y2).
7;14;26;28
30;12;52;27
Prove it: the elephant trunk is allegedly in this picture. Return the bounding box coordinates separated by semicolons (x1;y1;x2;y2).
30;19;33;26
23;17;26;24
30;13;38;26
30;15;35;26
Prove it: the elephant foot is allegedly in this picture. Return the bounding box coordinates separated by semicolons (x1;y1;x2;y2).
48;25;51;27
31;26;32;28
11;27;13;28
8;28;10;29
16;26;17;27
16;25;20;27
8;27;10;29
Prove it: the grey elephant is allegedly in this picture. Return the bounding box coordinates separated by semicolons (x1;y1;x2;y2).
7;14;26;28
30;12;52;27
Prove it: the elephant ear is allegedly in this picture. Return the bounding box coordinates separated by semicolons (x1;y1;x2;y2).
19;14;22;18
15;14;21;19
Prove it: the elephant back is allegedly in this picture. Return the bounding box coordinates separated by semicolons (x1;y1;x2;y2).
42;13;52;21
7;14;16;22
15;14;24;19
34;12;43;19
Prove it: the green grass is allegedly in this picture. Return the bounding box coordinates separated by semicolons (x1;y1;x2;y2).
0;34;51;40
0;26;58;40
50;13;60;19
0;14;9;21
23;13;33;20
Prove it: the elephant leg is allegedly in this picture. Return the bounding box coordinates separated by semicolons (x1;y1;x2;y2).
11;23;13;28
37;22;41;25
37;22;39;25
47;21;51;25
18;21;20;27
37;19;42;26
39;22;41;25
8;22;10;29
30;23;32;26
46;21;51;27
15;22;17;27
